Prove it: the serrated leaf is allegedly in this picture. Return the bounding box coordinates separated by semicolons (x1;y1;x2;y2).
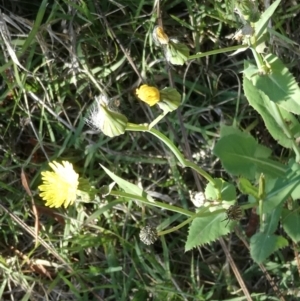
250;233;288;263
243;75;300;148
244;54;300;115
282;209;300;243
205;178;236;201
213;131;288;179
100;164;155;202
185;212;231;251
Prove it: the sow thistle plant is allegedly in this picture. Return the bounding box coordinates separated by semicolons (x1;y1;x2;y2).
38;0;300;269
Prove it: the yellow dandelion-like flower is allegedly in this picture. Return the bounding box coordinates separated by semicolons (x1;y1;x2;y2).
38;161;79;208
136;85;160;106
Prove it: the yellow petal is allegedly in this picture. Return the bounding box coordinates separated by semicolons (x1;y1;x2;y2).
136;85;160;106
38;160;79;208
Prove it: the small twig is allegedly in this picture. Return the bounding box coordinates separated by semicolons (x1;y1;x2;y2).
219;237;253;301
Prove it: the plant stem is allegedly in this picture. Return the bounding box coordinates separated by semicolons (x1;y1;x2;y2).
125;123;216;185
109;190;194;216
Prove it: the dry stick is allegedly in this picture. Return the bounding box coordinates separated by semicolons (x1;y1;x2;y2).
219;237;253;301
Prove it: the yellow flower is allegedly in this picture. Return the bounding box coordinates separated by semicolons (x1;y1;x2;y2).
39;161;79;208
136;85;160;106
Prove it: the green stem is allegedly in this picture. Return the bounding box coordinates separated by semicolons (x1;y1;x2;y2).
188;45;248;60
250;47;264;71
158;209;220;236
148;112;167;129
158;203;255;236
125;123;216;185
109;190;194;216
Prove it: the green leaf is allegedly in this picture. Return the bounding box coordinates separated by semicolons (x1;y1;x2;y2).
254;0;281;42
260;206;282;234
220;124;247;137
250;233;288;263
238;178;259;199
288;160;300;200
101;107;128;138
185;212;231;251
100;165;155;202
243;76;300;148
166;40;189;65
282;209;300;243
159;87;181;113
205;178;236;201
213;129;288;179
244;54;300;115
264;173;300;213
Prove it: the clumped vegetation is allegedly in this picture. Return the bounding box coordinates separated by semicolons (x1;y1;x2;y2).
1;0;300;300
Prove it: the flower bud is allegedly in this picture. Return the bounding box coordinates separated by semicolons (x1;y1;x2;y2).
136;85;160;106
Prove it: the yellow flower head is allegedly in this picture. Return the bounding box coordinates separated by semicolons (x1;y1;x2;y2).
136;85;160;106
153;26;169;45
38;161;79;208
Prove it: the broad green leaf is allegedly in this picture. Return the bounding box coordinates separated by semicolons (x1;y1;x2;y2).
238;178;259;199
260;206;282;234
244;54;300;115
213;131;288;179
205;178;236;201
219;124;242;137
282;209;300;243
221;125;272;158
250;233;288;263
185;212;231;251
100;165;155;202
243;76;300;148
